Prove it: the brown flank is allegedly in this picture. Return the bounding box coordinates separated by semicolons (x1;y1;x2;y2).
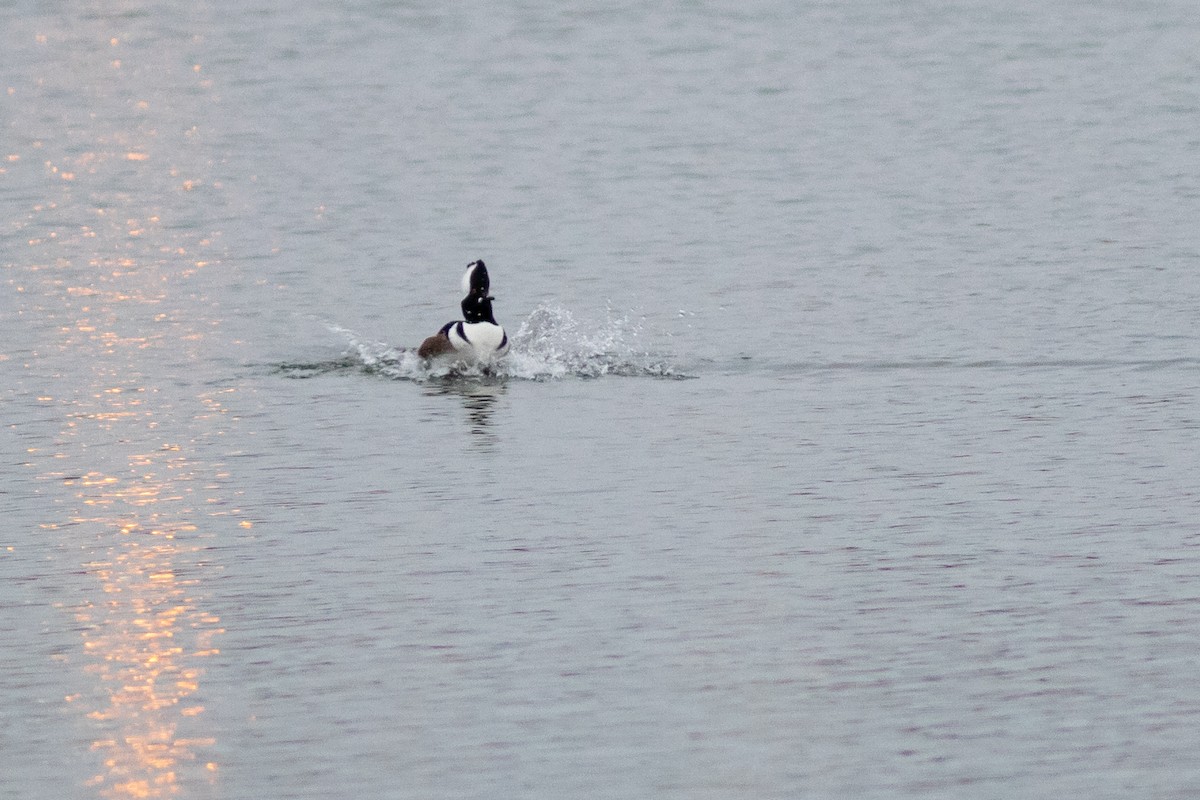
417;333;455;358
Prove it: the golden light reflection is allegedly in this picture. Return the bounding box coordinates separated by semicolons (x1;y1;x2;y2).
16;19;237;794
68;459;225;799
42;311;227;798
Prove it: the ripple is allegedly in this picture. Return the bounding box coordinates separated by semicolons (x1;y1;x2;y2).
708;355;1200;377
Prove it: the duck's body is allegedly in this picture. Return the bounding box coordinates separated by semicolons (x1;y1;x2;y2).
417;260;509;363
443;319;509;357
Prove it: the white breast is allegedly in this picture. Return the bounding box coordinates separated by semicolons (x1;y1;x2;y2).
447;321;509;361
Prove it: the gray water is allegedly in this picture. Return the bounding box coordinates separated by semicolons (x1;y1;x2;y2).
4;1;1200;798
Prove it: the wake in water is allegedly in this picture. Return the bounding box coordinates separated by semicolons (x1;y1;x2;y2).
277;304;689;381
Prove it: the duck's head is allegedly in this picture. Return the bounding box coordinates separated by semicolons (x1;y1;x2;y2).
460;260;498;324
461;260;490;297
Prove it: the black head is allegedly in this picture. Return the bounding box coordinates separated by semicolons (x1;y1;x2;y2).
462;260;490;297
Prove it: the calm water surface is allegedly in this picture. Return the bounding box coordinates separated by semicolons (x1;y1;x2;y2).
3;1;1200;798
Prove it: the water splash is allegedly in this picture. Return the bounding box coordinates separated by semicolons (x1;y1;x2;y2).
505;304;684;379
277;304;689;381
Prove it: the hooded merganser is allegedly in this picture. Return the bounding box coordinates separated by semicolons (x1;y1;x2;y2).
417;260;510;362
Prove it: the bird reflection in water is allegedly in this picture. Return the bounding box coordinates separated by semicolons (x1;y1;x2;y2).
424;378;506;448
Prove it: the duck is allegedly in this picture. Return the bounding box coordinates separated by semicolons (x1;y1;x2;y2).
417;260;510;362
